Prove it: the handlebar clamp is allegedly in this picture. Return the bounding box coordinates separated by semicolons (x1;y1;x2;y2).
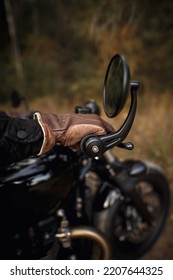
80;135;105;158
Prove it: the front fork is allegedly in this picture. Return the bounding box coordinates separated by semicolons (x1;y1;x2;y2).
103;150;155;226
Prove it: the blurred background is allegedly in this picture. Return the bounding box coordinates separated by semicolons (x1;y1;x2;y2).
0;0;173;259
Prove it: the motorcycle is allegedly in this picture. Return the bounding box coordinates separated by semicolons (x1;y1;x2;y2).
0;54;170;260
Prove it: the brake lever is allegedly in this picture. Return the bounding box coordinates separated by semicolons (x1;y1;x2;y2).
117;142;134;150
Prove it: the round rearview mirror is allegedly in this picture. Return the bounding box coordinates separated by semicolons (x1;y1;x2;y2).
103;54;130;118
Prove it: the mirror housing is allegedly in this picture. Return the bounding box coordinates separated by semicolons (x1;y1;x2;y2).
103;54;130;118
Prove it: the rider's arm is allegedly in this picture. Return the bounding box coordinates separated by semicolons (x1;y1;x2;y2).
0;112;43;166
0;112;114;166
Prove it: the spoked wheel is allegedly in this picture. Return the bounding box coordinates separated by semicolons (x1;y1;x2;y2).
115;181;162;244
94;161;170;259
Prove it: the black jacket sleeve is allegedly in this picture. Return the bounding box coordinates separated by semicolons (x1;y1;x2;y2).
0;112;43;166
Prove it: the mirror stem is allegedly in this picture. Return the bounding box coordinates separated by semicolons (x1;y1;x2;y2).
100;80;140;149
81;80;140;158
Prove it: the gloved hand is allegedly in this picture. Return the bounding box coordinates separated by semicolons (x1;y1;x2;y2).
34;112;114;155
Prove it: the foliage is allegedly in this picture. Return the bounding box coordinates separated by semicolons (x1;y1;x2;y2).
0;0;173;102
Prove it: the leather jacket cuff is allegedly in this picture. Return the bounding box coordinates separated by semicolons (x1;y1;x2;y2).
33;112;56;155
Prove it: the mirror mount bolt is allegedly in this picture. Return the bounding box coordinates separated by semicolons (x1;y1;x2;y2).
92;145;100;153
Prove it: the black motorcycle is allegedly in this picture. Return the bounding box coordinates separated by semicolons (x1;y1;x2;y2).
0;54;170;260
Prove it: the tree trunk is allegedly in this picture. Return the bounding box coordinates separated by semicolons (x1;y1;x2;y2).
4;0;24;83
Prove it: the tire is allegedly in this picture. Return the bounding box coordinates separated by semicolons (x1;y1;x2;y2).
93;161;170;259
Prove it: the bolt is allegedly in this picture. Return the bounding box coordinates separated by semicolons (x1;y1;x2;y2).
92;145;99;153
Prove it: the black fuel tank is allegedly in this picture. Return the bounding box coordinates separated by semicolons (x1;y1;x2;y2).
0;146;75;218
0;146;75;259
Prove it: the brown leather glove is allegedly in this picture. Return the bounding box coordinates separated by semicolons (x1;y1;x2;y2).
34;112;114;155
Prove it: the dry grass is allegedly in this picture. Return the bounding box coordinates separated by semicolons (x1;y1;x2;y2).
104;91;173;182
